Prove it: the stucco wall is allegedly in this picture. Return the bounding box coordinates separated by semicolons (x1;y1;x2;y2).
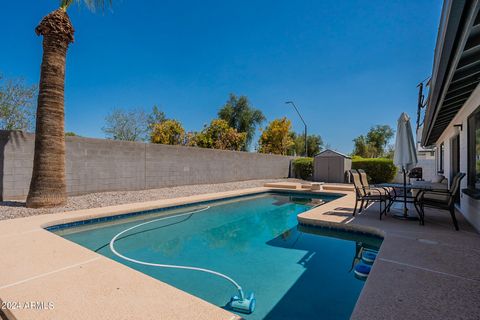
417;152;437;182
432;84;480;232
392;152;436;183
0;131;292;200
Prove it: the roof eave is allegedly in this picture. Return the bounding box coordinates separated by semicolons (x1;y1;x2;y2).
422;0;468;146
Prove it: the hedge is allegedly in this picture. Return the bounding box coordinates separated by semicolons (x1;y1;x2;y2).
292;157;313;180
351;157;397;184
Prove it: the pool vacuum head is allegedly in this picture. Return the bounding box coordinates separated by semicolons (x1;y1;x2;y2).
230;292;256;314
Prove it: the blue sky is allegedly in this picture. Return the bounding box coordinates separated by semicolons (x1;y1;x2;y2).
1;0;442;153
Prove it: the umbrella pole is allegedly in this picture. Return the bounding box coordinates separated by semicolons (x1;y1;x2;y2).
403;168;408;217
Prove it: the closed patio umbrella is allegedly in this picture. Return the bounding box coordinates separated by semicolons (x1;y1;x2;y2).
393;112;418;218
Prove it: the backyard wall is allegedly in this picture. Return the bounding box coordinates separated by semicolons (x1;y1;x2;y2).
0;130;292;200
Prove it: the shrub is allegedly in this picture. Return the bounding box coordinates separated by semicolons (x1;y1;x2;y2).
292;157;313;180
188;119;246;151
351;157;397;184
151;119;185;145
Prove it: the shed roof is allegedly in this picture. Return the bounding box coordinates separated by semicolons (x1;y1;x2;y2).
314;149;351;159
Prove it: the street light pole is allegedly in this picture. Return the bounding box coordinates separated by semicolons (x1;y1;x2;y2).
285;101;307;156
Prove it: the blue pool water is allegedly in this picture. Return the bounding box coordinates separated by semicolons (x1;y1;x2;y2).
51;192;381;319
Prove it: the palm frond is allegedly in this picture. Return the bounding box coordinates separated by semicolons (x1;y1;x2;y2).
82;0;113;12
60;0;112;12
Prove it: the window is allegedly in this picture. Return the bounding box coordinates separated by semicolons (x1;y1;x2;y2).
468;108;480;191
438;143;445;173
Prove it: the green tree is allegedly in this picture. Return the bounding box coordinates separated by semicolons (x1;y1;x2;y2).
367;125;394;157
189;119;246;151
218;94;265;151
352;135;371;158
287;131;297;155
27;0;112;208
258;117;294;155
0;74;37;131
384;145;395;159
147;105;166;132
292;133;324;157
352;125;394;158
102;108;148;141
151;119;185;145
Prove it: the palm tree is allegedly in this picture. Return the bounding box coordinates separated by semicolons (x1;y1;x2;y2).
218;94;265;151
26;0;110;208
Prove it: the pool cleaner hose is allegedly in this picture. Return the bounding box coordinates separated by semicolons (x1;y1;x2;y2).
109;206;256;314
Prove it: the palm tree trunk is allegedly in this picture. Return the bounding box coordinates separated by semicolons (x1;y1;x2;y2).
26;9;74;208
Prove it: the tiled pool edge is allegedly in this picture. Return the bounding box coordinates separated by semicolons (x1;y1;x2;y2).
298;221;384;240
44;190;344;232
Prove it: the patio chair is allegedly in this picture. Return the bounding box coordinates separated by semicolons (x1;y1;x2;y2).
349;170;389;219
356;169;394;212
415;172;465;230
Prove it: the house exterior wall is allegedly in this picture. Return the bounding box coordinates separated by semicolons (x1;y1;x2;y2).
433;85;480;232
391;152;436;184
0;131;292;200
418;151;437;182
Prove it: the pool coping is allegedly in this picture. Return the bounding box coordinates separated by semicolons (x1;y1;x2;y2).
0;187;480;320
296;187;480;320
0;186;370;320
5;185;471;320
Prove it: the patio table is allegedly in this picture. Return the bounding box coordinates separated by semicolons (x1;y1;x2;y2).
376;183;432;222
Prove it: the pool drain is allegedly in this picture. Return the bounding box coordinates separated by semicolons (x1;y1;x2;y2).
109;206;256;314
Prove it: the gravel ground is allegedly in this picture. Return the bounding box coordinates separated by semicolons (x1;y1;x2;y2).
0;178;303;221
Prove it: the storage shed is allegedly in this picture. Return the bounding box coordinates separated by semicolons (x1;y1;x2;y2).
313;149;351;183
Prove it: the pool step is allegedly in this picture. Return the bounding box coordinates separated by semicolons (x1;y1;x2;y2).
264;182;354;192
354;263;371;279
362;251;377;264
353;250;378;281
264;182;300;189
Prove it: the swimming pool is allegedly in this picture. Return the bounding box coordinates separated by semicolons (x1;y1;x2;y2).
49;191;382;319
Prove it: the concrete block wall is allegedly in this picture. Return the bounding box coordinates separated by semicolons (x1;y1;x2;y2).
0;130;292;200
0;131;34;199
66;137;147;195
145;144;291;188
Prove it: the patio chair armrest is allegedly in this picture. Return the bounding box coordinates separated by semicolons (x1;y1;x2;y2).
373;185;394;195
428;189;450;193
417;189;452;202
423;189;452;196
364;187;383;196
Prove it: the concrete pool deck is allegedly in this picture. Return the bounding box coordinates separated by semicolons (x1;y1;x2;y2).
0;185;479;319
296;188;480;320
